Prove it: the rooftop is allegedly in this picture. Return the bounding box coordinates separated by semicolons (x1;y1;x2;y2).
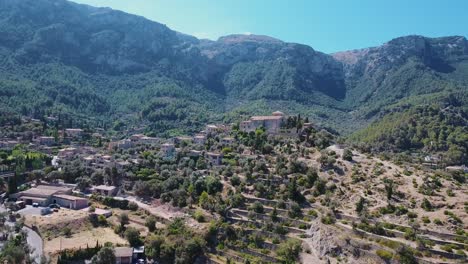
54;194;87;201
20;188;59;197
94;185;117;191
115;247;133;257
250;116;283;121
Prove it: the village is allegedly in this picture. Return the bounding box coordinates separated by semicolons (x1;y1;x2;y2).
0;111;466;264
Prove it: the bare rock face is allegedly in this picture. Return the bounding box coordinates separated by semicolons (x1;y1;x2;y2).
304;221;383;264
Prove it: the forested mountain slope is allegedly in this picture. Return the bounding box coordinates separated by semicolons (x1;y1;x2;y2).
0;0;467;136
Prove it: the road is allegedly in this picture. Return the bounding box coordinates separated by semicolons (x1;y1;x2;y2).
24;225;44;263
0;204;44;263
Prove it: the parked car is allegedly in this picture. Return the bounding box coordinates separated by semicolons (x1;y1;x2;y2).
32;203;39;208
49;203;61;209
40;207;51;215
15;201;25;210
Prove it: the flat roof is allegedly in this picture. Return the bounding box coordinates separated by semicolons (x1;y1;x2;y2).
94;185;116;191
20;188;59;197
36;185;72;192
250;116;283;121
19;196;48;202
53;194;87;201
115;247;133;257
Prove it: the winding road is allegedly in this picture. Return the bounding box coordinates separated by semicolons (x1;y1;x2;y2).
0;205;44;263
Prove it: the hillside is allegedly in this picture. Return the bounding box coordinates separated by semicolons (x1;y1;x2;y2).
0;0;467;136
349;92;468;165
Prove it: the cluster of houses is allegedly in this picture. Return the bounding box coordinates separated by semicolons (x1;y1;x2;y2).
108;134;159;151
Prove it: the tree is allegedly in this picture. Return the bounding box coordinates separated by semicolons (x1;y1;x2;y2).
205;176;222;195
91;247;115;264
421;198;433;211
119;213;129;228
7;175;18;194
270;206;279;222
145;216;157;232
342;149;353;161
384;179;394;200
355;197;366;216
287;178;305;203
125;227;142;247
145;234;164;260
133;180;150;198
397;246;418;264
277;239;302;264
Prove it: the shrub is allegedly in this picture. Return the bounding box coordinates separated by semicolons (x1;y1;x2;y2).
433;218;443;225
307;210;318;217
98;215;108;226
193;210;205;223
421;216;430;224
407;211;418;219
321;213;335;225
128;202;139;211
62;227;72;237
421;198;432;211
376;249;393;261
145;216;157;232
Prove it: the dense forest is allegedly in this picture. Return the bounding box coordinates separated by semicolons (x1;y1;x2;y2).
350;92;468;165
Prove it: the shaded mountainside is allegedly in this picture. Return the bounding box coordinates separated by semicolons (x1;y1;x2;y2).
333;35;468;118
0;0;467;136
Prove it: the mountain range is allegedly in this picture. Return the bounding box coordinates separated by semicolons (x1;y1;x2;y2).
0;0;467;137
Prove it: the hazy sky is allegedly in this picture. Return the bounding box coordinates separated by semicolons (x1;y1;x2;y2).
71;0;467;53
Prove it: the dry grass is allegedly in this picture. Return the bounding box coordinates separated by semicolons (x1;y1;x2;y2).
44;227;127;254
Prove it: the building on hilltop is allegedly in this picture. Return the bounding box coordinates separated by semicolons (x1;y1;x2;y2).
240;111;286;134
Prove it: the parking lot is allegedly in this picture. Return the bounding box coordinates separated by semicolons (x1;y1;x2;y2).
18;205;52;216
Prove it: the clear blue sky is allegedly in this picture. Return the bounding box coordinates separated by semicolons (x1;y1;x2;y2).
71;0;467;53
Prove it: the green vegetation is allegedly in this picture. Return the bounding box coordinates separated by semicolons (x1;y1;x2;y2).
350;92;468;165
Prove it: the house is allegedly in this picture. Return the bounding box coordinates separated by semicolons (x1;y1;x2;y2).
174;136;193;145
205;125;218;135
52;194;88;209
221;137;235;145
13;185;88;209
240;111;285;134
58;147;78;159
93;185;117;197
161;143;175;156
424;155;441;163
115;247;133;264
38;136;55;146
189;150;202;157
129;134;158;145
206;152;223;166
108;139;133;150
0;140;18;150
193;135;206;145
446;165;468;173
65;129;84;139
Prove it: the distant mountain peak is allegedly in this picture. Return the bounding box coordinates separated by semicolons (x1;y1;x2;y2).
217;34;283;44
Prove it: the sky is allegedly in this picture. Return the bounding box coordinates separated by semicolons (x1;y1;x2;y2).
71;0;467;53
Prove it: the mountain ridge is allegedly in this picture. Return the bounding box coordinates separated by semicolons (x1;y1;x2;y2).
0;0;467;136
